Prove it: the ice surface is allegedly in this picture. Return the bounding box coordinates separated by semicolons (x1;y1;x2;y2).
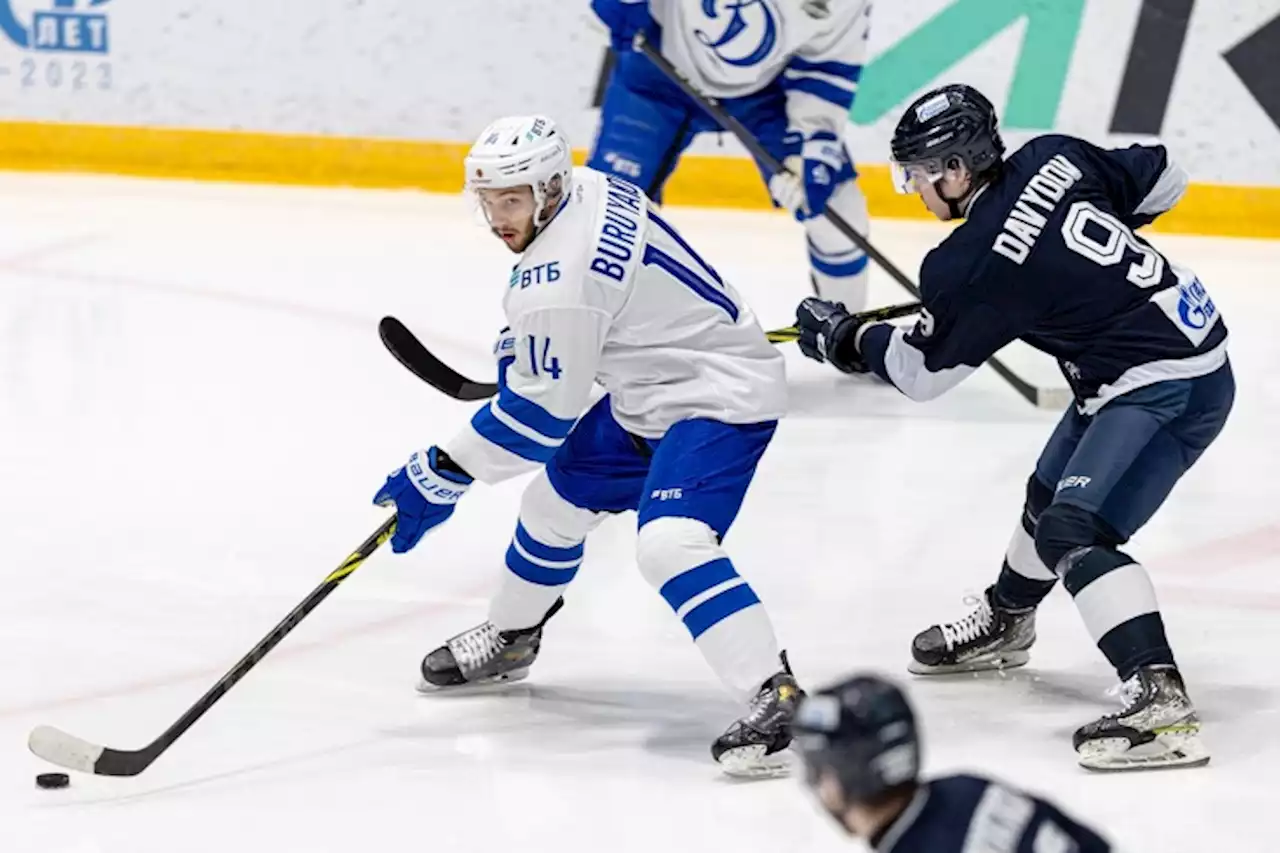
3;173;1277;852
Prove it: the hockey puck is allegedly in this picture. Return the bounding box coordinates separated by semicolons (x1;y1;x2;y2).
36;772;70;790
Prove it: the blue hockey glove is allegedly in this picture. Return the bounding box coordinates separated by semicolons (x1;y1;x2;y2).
591;0;650;52
795;298;870;374
373;447;473;553
494;326;516;390
769;132;850;223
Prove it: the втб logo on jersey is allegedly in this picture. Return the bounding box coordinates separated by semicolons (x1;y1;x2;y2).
694;0;778;68
0;0;110;53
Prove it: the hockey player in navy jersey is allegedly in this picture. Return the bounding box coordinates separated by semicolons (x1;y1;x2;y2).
794;674;1112;851
589;0;873;309
794;84;1232;771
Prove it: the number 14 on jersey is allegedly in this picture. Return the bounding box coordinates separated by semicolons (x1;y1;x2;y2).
528;335;562;379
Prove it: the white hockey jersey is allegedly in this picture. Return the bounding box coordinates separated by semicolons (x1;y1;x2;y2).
445;167;787;484
649;0;872;138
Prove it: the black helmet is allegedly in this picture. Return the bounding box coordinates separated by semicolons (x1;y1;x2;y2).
890;83;1005;191
793;674;920;802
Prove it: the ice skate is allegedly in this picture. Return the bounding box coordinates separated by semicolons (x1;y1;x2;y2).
712;652;803;778
1074;665;1209;772
909;586;1035;675
416;598;563;692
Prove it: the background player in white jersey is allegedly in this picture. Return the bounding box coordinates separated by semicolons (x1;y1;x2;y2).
589;0;873;309
372;115;801;777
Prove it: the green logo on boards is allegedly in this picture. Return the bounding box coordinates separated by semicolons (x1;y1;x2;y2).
852;0;1087;130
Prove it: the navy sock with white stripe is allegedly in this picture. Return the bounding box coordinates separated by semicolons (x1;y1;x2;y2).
1061;546;1175;679
993;511;1058;610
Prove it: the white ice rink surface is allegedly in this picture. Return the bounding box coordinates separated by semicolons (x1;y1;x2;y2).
3;173;1278;852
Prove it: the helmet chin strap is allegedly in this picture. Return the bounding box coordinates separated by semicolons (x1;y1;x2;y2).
938;181;974;220
938;170;995;219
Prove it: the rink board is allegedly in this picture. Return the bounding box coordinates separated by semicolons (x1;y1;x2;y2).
0;119;1276;241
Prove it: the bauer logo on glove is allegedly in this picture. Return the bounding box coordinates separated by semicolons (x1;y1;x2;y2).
374;447;473;552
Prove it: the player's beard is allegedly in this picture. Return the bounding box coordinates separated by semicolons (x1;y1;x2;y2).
493;220;536;253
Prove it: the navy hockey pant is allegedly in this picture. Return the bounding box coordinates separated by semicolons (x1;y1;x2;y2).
1033;361;1235;541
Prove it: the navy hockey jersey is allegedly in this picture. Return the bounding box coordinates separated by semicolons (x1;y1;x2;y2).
860;135;1228;413
874;774;1111;853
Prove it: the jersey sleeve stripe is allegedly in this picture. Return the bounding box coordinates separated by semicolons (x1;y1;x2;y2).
1133;158;1189;217
787;57;863;82
486;399;563;448
783;68;859;98
781;75;856;110
871;326;977;402
515;520;585;563
644;244;740;321
494;386;577;442
647;209;724;285
470;406;562;462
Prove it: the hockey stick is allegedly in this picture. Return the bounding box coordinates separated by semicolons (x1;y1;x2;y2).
633;34;1071;411
27;516;398;777
765;298;921;343
380;316;499;401
382;302;923;401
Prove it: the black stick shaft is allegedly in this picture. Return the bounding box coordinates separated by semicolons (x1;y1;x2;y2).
634;34;1050;409
766;299;921;342
94;516;397;775
634;34;920;298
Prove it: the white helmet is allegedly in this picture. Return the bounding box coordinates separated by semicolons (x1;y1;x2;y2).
464;115;574;228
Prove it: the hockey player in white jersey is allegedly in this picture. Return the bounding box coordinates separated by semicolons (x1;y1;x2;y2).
372;115;801;777
589;0;873;309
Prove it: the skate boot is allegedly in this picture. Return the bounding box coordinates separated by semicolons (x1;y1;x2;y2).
909;586;1035;675
1074;665;1209;772
417;598;563;692
712;652;804;778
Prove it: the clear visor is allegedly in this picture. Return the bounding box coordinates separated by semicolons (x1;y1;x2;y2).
890;159;945;194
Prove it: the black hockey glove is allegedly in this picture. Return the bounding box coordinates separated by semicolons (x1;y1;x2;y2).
795;298;869;373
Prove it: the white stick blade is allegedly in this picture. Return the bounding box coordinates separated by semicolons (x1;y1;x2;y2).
1036;387;1075;410
28;724;106;773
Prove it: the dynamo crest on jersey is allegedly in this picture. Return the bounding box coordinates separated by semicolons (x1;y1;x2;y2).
693;0;780;67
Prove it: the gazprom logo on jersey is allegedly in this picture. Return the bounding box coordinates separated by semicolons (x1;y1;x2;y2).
693;0;778;68
1177;279;1216;330
0;0;110;53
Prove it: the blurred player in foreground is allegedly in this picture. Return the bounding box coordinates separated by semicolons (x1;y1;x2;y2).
795;84;1231;771
590;0;873;309
373;115;801;777
794;674;1112;851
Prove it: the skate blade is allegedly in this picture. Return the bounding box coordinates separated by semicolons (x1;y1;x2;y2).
716;744;793;780
907;650;1030;676
414;669;530;696
1077;729;1211;772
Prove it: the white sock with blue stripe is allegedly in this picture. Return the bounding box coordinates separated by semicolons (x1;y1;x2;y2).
489;473;604;631
637;517;780;701
806;179;869;310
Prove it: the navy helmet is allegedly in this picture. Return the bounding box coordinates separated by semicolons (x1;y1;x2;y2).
889;84;1005;196
793;674;921;801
